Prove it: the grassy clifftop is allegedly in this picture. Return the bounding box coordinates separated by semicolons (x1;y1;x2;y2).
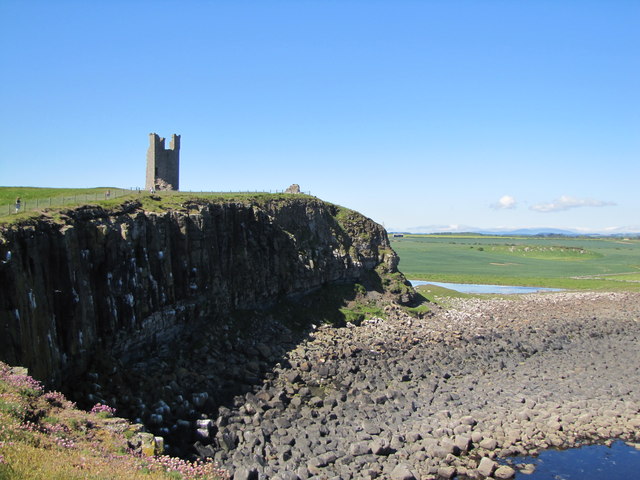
0;186;322;224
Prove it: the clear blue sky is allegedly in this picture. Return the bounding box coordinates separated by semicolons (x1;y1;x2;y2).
1;1;638;233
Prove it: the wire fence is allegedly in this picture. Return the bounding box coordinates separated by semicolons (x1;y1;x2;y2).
1;189;135;217
0;189;313;217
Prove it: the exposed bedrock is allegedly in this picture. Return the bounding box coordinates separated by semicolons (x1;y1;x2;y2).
0;197;412;388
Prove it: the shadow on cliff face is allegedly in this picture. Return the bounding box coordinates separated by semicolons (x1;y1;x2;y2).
65;279;424;459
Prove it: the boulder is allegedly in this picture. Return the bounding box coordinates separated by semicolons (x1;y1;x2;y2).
479;437;498;450
196;418;214;430
195;427;211;442
153;436;165;455
477;457;497;477
370;437;392;455
234;467;259;480
390;434;405;450
273;473;300;480
461;415;478;426
437;466;457;479
349;441;372;456
390;463;417;480
130;431;161;457
363;421;382;435
494;465;516;479
440;437;461;456
454;435;472;453
218;429;239;451
286;371;302;384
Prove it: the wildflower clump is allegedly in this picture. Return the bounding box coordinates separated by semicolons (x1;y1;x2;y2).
150;455;228;480
90;402;117;418
0;364;43;396
43;390;75;409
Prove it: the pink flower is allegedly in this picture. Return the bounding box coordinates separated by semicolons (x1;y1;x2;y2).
90;403;116;416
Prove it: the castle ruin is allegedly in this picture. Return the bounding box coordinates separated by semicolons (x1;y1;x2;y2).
146;133;180;191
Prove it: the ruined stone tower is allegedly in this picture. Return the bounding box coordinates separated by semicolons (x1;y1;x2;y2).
146;133;180;191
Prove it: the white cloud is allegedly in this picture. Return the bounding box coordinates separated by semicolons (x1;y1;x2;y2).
491;195;517;210
531;195;616;213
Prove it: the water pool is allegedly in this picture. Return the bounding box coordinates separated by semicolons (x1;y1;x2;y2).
509;441;640;479
410;280;563;295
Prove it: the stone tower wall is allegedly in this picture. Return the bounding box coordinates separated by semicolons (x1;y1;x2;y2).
145;133;180;191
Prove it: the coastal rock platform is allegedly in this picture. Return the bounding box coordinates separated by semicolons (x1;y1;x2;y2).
216;291;640;479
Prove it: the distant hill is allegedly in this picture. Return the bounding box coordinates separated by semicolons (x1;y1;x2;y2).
390;225;640;237
479;227;582;236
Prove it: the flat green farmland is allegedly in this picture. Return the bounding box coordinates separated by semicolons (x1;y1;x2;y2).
390;234;640;291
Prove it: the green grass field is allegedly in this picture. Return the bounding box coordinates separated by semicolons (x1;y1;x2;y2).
0;186;118;204
0;186;133;218
391;234;640;291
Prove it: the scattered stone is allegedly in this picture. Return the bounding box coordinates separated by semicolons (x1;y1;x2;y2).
477;457;497;477
461;415;478;426
349;441;372;456
363;421;382;435
440;437;461;456
390;463;417;480
479;438;498;450
494;465;516;479
370;437;392;455
308;452;337;469
518;463;536;475
193;441;216;458
234;467;259;480
195;427;210;442
454;435;472;453
437;466;457;479
286;371;302;384
273;473;300;480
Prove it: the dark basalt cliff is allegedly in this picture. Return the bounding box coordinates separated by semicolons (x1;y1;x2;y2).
0;196;412;388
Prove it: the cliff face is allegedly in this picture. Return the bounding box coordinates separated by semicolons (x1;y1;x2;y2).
0;196;406;386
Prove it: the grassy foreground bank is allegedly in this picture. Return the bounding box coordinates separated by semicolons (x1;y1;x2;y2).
391;234;640;292
0;363;227;480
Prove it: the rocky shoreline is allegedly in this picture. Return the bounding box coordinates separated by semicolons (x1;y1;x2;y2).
211;291;640;479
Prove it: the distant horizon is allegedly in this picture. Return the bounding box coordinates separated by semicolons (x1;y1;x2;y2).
387;225;640;236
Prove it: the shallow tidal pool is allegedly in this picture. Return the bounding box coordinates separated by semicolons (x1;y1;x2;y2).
508;441;640;479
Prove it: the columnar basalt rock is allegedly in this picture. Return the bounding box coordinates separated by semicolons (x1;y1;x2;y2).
0;197;410;388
